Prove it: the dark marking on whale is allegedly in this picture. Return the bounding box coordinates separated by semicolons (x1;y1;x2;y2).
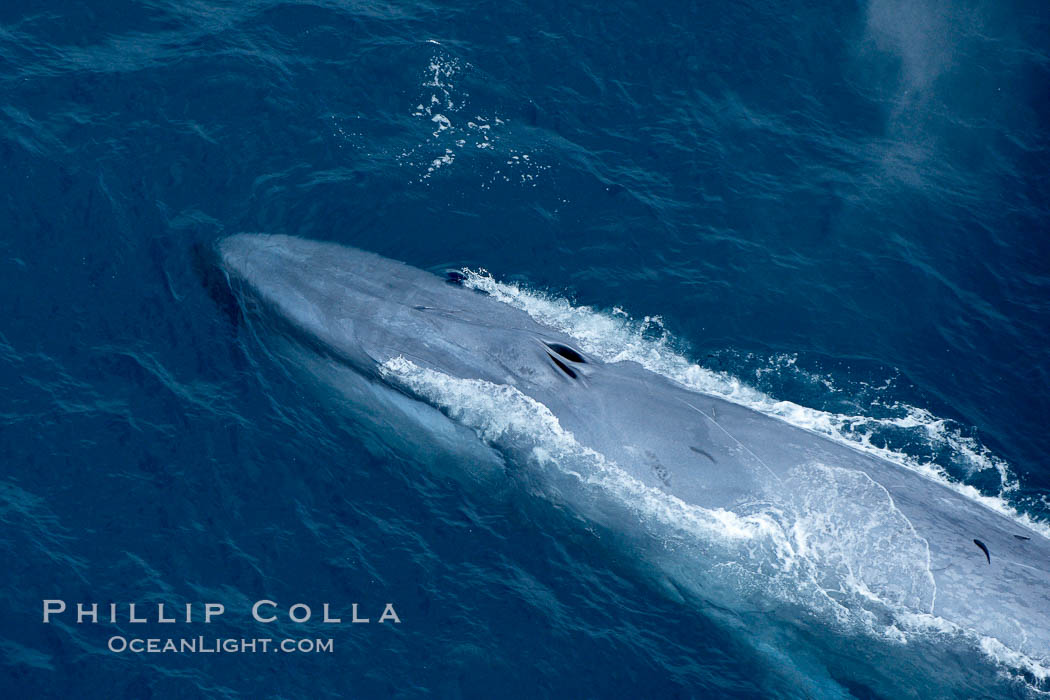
1014;535;1031;541
974;539;990;564
690;446;717;463
645;450;671;488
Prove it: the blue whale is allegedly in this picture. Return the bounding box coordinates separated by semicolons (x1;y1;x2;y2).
216;233;1050;692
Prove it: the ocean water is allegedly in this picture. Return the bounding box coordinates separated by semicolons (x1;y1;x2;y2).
2;0;1049;697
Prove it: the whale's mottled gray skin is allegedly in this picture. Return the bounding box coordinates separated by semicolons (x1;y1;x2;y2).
218;233;1050;659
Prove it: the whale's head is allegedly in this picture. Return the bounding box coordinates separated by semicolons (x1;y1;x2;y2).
216;234;591;391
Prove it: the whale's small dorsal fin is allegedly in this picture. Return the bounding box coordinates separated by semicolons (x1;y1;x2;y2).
973;539;991;564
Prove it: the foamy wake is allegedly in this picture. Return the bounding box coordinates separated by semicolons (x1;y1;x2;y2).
379;357;864;619
393;270;1050;684
459;269;1049;542
379;356;1050;687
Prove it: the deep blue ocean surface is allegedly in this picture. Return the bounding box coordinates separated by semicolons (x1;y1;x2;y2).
2;0;1049;697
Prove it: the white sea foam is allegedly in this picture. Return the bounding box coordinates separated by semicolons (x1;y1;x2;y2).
379;356;776;546
379;354;1049;687
379;358;875;625
397;51;548;186
374;263;1050;684
893;611;1050;685
457;269;1050;542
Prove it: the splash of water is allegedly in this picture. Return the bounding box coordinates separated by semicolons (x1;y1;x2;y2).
458;269;1049;543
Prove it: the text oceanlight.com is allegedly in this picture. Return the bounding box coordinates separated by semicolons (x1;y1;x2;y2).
107;636;335;654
